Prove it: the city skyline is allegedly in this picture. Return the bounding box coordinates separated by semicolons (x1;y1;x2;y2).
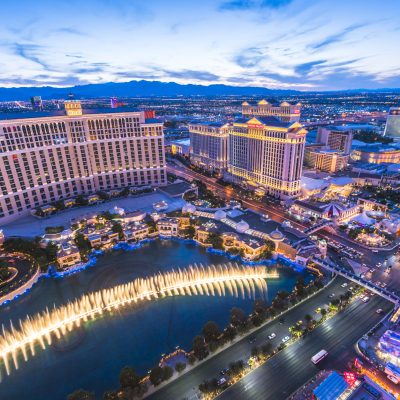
0;0;399;91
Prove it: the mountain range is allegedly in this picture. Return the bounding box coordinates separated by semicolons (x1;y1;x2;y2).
0;80;399;101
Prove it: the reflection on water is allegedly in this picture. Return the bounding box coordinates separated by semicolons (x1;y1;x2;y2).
0;240;312;400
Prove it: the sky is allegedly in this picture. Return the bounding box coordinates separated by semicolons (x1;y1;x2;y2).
0;0;399;91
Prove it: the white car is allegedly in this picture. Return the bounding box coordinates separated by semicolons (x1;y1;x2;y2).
376;309;384;314
362;296;370;303
268;333;276;340
341;283;348;288
281;336;290;343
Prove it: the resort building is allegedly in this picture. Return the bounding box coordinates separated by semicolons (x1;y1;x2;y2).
221;232;269;260
0;101;166;223
351;145;400;164
156;217;179;236
123;223;149;241
306;148;349;173
241;100;301;122
189;122;229;173
227;116;307;198
384;107;400;141
56;243;81;269
317;126;353;154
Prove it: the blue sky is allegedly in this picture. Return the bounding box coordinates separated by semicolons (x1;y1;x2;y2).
1;0;399;90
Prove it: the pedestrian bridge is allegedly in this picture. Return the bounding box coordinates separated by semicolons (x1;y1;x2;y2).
312;256;400;305
303;220;333;235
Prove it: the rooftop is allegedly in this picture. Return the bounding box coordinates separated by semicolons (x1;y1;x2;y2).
0;107;143;121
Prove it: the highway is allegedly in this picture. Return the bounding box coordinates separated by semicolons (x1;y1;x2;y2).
218;295;391;400
148;277;392;400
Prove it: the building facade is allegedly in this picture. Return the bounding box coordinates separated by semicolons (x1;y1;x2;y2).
351;145;400;164
241;100;301;122
227;116;307;198
384;107;400;141
317;126;353;154
189;122;229;173
0;102;166;223
306;149;349;173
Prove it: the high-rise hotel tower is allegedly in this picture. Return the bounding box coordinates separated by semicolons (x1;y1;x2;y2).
0;101;166;223
189;100;307;199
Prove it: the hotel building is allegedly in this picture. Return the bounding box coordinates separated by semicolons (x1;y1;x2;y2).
189;122;229;173
384;107;400;141
306;148;349;173
0;101;166;223
241;99;301;122
317;126;353;154
227;116;307;198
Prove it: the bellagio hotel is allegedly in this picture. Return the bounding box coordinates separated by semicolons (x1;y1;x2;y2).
0;101;166;223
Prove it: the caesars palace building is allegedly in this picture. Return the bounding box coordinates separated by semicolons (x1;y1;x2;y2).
0;101;166;223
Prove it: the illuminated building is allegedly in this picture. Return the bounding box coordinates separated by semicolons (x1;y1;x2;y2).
317;126;353;154
384;107;400;141
189;122;229;173
306;148;349;173
241;99;301;122
351;145;400;164
227;116;307;198
0;101;166;223
30;96;43;111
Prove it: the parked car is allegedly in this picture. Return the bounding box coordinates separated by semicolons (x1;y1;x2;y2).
281;336;290;343
268;333;276;340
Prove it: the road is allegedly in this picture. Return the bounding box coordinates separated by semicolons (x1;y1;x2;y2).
217;294;391;400
148;277;392;400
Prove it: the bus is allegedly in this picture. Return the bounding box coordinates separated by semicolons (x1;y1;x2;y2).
311;350;328;364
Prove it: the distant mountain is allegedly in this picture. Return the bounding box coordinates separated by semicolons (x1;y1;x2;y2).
0;80;300;101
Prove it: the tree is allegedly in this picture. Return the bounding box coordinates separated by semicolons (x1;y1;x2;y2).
261;342;272;356
208;232;223;250
320;308;327;318
67;389;95;400
184;225;196;239
175;362;186;373
103;391;119;400
112;222;124;240
202;321;220;343
228;360;244;375
222;325;237;342
162;366;174;381
304;314;313;326
230;307;246;327
149;366;164;386
188;353;196;365
192;335;208;360
119;366;140;389
74;233;92;257
251;346;260;358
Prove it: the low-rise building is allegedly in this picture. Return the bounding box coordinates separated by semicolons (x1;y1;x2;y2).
195;221;220;244
57;242;81;268
157;218;179;236
221;232;268;260
123;223;149;241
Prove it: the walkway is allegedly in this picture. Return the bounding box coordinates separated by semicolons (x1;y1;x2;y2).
312;256;400;305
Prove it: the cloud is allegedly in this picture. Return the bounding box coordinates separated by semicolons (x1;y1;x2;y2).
294;60;327;75
311;23;367;50
219;0;292;11
158;69;220;82
13;43;49;69
55;27;87;36
234;47;265;68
